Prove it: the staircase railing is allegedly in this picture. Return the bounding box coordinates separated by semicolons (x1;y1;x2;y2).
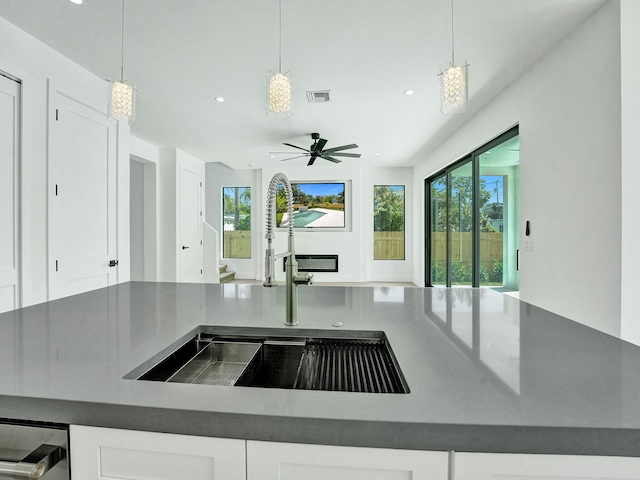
203;221;220;283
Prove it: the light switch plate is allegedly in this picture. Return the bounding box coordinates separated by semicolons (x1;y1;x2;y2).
525;238;533;251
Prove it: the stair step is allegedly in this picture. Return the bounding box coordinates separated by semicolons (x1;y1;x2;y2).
219;265;227;274
220;271;235;283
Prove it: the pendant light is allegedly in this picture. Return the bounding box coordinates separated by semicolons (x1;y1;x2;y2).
438;0;468;115
267;0;293;117
108;0;136;124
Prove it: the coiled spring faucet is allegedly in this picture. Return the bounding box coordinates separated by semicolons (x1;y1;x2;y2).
264;173;314;326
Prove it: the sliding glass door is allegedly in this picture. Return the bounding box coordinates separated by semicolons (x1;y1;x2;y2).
478;133;520;289
449;161;474;286
426;126;519;289
430;174;447;285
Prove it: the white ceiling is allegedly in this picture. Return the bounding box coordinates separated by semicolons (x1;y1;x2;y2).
0;0;607;170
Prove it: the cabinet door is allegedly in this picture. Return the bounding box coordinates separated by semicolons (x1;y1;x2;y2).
70;425;245;480
455;452;640;480
247;440;448;480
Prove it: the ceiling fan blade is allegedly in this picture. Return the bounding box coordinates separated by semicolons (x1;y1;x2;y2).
329;152;361;158
269;151;309;154
313;138;328;152
280;155;308;162
321;155;343;164
322;143;358;153
282;143;311;153
307;157;316;166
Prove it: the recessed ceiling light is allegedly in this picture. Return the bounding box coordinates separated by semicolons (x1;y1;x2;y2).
269;155;275;158
69;0;83;4
376;153;381;156
215;97;225;103
404;89;415;95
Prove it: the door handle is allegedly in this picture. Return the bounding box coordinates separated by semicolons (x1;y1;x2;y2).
108;260;119;267
0;444;65;479
182;246;189;250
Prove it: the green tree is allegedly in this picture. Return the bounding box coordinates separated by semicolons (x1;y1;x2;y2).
431;176;495;232
374;186;405;231
223;187;251;230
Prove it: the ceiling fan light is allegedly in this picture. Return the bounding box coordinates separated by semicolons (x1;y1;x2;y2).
108;79;136;124
439;61;468;114
267;70;293;117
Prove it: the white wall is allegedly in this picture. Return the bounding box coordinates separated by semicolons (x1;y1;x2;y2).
413;1;622;336
130;137;160;282
620;0;640;345
0;15;130;306
206;163;414;283
259;164;362;283
130;160;145;281
364;168;413;282
157;148;178;282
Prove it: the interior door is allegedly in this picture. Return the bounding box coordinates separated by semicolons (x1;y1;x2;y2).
49;91;117;300
180;168;203;283
0;73;21;313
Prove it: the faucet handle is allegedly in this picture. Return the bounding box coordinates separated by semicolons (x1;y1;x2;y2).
294;272;313;285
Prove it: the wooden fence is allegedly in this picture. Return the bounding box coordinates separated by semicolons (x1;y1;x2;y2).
224;230;502;264
374;231;405;260
224;230;251;258
431;232;503;268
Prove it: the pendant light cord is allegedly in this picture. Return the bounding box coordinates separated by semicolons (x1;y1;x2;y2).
450;0;455;65
278;0;282;73
120;0;125;81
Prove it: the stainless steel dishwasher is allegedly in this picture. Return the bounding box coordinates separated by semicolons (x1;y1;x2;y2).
0;421;68;480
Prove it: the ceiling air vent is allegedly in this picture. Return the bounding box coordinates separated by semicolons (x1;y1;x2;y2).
306;90;331;103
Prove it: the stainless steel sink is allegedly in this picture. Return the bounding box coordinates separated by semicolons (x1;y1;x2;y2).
125;326;409;394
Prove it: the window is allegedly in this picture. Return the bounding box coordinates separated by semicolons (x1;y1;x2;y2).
374;185;405;260
222;187;251;259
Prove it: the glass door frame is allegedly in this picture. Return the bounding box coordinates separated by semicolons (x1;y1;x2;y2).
425;125;519;287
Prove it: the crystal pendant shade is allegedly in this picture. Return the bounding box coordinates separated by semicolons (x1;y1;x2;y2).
439;61;468;114
267;70;293;117
108;80;136;124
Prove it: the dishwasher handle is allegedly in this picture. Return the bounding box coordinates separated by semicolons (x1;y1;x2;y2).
0;444;65;479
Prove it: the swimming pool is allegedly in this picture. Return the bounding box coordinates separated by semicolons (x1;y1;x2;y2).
292;210;326;227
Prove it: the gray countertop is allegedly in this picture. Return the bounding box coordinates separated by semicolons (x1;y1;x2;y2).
1;282;640;456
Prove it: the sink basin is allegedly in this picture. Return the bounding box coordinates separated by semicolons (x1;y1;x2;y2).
125;327;409;394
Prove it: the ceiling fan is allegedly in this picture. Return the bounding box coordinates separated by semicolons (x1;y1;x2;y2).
271;133;361;166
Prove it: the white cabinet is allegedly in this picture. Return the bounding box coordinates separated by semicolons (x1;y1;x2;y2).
247;440;449;480
454;452;640;480
72;426;640;480
70;425;245;480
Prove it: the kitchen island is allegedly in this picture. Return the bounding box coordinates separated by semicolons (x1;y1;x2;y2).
1;281;640;458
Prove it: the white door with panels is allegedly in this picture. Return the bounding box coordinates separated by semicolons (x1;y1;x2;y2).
180;168;203;283
49;91;118;300
0;73;21;313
